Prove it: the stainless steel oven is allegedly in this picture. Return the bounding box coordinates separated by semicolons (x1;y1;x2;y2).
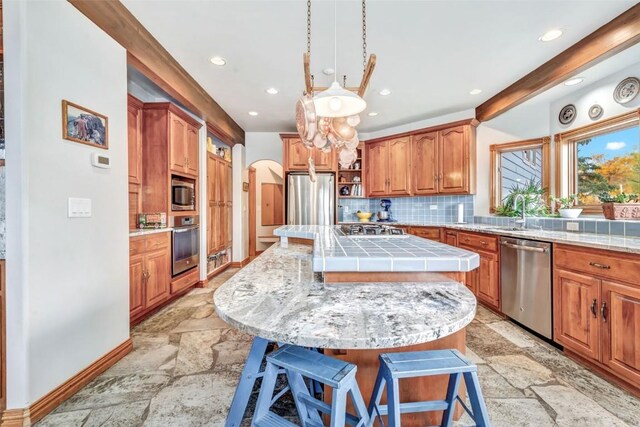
171;216;199;276
171;176;196;211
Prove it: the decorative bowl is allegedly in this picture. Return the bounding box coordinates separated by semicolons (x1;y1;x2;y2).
558;208;582;218
356;211;373;222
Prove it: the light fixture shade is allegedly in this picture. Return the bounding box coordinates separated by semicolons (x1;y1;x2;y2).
313;81;367;118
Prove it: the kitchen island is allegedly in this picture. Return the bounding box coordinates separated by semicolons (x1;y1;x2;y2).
214;226;479;426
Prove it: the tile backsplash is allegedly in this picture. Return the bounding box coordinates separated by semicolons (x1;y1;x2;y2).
339;195;474;224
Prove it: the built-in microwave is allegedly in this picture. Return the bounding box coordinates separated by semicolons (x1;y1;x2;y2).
171;176;196;211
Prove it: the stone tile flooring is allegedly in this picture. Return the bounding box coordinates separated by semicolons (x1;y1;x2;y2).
36;267;639;426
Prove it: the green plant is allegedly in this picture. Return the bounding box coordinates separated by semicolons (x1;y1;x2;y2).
495;181;550;217
597;191;639;203
550;194;578;209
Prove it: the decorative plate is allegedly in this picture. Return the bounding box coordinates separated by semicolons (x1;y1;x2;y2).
295;95;317;147
613;77;640;105
558;104;576;125
588;104;603;120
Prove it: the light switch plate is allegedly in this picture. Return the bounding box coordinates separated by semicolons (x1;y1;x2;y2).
68;198;92;218
566;222;579;231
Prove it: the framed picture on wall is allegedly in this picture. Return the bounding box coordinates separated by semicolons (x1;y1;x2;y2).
62;100;109;149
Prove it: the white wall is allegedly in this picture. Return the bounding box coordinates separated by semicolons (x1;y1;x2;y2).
251;160;284;252
4;0;129;407
245;132;284;165
232;144;248;262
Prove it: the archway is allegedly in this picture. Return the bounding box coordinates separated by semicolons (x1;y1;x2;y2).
247;160;284;257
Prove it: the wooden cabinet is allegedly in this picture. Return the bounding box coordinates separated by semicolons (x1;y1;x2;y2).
553;244;640;391
129;232;171;324
169;112;199;177
365;137;411;197
208;153;233;255
283;136;336;171
409;227;441;242
444;229;458;247
457;230;500;311
127;95;144;230
185;125;199;176
412;122;476;195
314;147;335;170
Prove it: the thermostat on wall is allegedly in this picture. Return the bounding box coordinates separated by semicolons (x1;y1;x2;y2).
92;152;111;169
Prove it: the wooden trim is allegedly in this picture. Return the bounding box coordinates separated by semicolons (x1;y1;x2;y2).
476;4;640;121
0;409;31;427
489;137;551;212
141;102;203;129
68;1;244;146
0;261;5;412
230;257;250;268
249;167;257;257
29;339;133;424
206;262;231;280
364;118;479;145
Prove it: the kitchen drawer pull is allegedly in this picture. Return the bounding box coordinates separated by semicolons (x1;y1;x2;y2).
601;301;607;322
589;262;611;270
481;241;488;246
590;299;597;318
500;242;548;253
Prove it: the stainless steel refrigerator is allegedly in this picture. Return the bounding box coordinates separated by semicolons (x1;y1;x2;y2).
287;173;335;225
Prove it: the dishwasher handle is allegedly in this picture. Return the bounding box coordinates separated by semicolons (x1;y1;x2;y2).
501;241;549;253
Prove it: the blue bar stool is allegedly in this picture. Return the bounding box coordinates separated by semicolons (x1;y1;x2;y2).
252;345;371;427
368;349;490;427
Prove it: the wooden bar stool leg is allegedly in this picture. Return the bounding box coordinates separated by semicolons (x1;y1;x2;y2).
463;372;491;427
386;375;402;427
440;373;462;427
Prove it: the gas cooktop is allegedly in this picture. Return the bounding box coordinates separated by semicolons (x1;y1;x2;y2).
340;224;406;237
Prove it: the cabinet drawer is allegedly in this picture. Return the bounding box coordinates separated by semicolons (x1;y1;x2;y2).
171;268;199;294
457;232;498;252
410;227;441;241
554;245;640;285
130;232;170;256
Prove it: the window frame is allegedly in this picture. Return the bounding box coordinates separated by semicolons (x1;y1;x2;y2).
490;137;551;213
554;109;640;214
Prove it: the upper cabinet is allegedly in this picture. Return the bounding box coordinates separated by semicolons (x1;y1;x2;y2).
283;136;336;172
169;111;200;178
412;131;438;195
127;95;144;230
365;137;411;197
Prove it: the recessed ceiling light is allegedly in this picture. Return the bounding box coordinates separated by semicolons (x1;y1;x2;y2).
538;29;563;42
265;88;279;95
248;111;259;116
210;56;227;66
368;112;379;117
564;77;584;86
323;68;335;75
469;89;482;95
378;89;391;96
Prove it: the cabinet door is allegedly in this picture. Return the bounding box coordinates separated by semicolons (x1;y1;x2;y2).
217;160;227;251
410;227;441;242
366;141;388;197
445;230;458;247
144;248;171;308
412;132;439;195
602;280;640;385
439;126;469;194
169;113;187;173
286;138;310;170
314;148;335;171
129;254;145;319
476;250;500;309
388;137;411;196
227;163;233;247
127;98;143;185
185;125;199;177
553;269;601;361
128;183;141;231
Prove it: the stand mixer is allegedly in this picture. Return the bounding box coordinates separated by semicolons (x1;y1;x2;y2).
377;199;396;222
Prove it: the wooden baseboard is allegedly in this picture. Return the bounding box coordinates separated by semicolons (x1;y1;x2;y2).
196;279;208;288
0;408;30;427
230;257;250;268
28;338;133;424
206;262;231;280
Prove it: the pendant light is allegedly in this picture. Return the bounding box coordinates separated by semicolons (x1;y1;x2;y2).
313;0;367;118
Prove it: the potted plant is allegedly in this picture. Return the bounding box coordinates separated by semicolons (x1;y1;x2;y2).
495;181;550;217
551;195;582;218
598;192;640;220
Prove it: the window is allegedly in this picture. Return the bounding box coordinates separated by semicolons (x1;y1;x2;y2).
490;138;551;212
556;109;640;213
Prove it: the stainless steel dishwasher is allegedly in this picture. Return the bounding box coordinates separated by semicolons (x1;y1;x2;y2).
500;237;552;339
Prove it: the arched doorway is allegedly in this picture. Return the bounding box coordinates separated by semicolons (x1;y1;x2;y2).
248;160;284;257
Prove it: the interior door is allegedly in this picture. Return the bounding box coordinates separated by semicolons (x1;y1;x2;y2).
129;254;145;319
439;126;468;193
388;137;411;196
169;113;187;173
412;132;439;194
185;125;199;176
601;280;640;385
553;269;601;361
144;249;170;308
366;141;388;197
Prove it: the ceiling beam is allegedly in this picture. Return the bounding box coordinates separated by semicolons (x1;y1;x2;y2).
69;0;245;146
476;3;640;122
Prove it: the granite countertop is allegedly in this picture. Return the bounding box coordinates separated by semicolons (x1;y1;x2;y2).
274;225;480;272
129;228;173;237
339;221;640;254
213;243;476;349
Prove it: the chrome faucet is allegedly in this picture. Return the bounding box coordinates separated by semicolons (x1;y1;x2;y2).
514;194;526;228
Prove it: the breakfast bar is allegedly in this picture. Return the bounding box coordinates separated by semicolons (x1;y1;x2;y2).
214;225;480;425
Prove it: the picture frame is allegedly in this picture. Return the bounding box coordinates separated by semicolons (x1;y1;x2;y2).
62;100;109;149
243;182;249;192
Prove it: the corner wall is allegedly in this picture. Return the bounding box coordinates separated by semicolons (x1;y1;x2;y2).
4;0;129;407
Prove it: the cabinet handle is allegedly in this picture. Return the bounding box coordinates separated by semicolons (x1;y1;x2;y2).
439;173;443;180
601;302;607;322
481;241;488;246
589;262;610;270
590;299;597;318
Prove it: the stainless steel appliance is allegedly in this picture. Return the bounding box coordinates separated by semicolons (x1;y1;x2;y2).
377;199;396;222
171;216;199;276
340;224;405;236
500;237;552;339
287;173;335;225
171;176;196;211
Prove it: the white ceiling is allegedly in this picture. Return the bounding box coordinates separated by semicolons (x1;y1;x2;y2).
122;0;638;133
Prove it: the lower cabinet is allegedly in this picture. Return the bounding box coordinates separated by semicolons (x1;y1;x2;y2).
129;232;172;325
476;250;500;309
408;226;441;242
456;230;501;312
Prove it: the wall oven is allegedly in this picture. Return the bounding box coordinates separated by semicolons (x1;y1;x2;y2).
172;176;196;211
171;216;199;276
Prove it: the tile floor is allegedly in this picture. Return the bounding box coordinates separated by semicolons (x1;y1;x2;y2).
36;267;639;426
